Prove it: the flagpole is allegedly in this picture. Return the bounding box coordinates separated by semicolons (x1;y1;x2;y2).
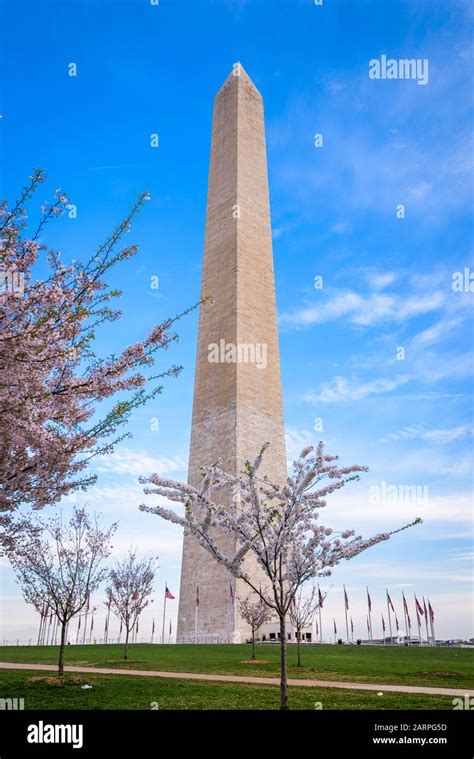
82;596;89;645
423;597;430;645
414;594;421;644
402;592;411;645
233;584;237;644
37;607;43;647
386;589;393;644
402;594;407;644
104;594;111;645
42;606;48;645
343;585;349;643
318;603;322;644
45;611;52;645
429;600;436;646
195;603;198;644
333;618;336;644
228;583;233;644
367;587;373;644
161;583;167;645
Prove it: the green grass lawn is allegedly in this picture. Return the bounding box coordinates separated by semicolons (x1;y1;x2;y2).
0;669;456;710
0;642;472;689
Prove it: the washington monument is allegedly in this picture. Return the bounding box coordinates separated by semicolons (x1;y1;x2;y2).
177;64;287;643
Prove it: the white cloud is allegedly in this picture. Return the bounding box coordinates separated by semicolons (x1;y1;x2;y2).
366;271;397;290
410;317;465;349
304;375;410;403
95;448;187;477
280;288;445;329
285;427;314;462
439;456;473;476
408;181;433;201
379;425;473;444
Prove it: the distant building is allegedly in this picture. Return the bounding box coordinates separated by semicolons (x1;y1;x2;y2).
256;621;313;644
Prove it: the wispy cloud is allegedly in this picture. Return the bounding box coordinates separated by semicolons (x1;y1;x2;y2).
304;375;410;403
280;286;446;329
379;425;473;444
409;317;465;349
95;448;187;477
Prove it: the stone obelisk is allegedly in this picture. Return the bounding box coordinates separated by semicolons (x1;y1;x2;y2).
177;64;287;643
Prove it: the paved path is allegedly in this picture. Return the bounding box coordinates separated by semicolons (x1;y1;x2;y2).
0;662;471;697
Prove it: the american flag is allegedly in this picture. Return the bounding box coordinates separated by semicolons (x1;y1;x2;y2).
428;601;435;623
196;587;200;607
165;586;175;600
318;587;324;608
229;583;235;603
152;619;155;635
415;596;424;616
333;618;337;635
402;591;411;627
367;587;372;612
169;620;172;636
386;590;395;611
344;586;349;610
350;617;354;634
382;614;386;632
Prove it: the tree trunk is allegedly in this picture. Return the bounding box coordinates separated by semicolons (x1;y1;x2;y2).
279;613;289;710
124;627;130;660
251;629;256;660
296;629;301;667
58;620;67;675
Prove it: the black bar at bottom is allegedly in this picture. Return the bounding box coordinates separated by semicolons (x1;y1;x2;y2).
0;710;472;757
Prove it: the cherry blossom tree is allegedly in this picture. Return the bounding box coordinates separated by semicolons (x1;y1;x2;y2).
238;595;273;660
7;506;116;674
105;549;157;660
0;170;200;542
139;442;421;710
289;585;321;667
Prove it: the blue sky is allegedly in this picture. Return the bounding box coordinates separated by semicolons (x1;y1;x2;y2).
1;0;473;643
